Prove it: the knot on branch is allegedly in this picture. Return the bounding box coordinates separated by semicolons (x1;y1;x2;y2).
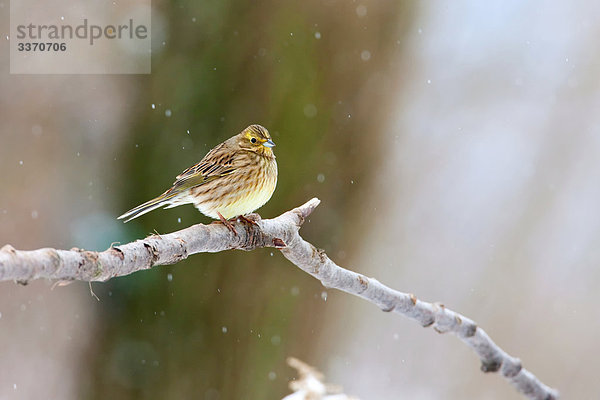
481;358;503;373
272;238;286;248
356;274;369;293
110;247;125;260
143;242;159;267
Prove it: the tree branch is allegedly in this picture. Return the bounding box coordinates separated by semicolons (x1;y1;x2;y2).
0;198;558;399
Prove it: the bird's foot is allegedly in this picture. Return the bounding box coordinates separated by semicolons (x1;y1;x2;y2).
237;213;261;226
216;212;237;236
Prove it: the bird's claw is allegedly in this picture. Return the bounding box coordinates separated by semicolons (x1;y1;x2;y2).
217;212;237;236
237;213;261;225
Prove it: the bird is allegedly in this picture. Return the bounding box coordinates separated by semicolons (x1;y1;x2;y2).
118;124;278;232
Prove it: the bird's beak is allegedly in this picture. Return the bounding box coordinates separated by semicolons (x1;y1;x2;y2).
263;139;275;148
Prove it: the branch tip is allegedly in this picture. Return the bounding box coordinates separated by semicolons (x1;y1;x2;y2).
296;197;321;219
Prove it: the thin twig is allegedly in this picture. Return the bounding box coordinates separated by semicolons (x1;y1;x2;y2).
284;357;357;400
0;198;558;399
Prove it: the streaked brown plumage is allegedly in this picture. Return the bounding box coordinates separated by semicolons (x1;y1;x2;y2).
118;124;277;223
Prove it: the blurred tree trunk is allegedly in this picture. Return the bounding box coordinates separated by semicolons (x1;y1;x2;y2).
84;1;414;398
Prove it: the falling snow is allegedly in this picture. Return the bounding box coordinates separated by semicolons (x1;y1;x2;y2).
303;104;317;118
356;5;367;17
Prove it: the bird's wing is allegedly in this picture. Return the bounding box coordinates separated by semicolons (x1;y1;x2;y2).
168;143;237;193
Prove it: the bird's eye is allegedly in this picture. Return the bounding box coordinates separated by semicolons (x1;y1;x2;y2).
251;137;257;143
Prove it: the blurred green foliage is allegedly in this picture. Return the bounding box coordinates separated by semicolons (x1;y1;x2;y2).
84;1;413;398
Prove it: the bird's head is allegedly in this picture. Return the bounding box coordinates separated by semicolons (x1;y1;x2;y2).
238;124;276;156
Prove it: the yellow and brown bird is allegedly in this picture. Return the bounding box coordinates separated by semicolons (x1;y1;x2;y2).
118;124;277;230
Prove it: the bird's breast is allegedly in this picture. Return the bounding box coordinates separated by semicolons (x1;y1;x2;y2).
193;157;277;220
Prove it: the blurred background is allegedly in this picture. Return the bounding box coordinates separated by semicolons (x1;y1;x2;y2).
1;0;600;399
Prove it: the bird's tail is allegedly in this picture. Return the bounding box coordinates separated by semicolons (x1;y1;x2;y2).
118;191;178;223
